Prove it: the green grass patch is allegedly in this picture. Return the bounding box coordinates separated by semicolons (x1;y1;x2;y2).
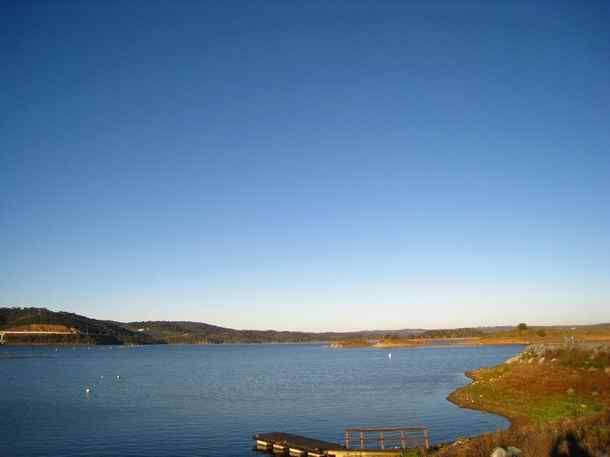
526;394;604;424
461;373;605;425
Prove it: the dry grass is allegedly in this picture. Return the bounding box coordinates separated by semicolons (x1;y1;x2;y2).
433;415;610;457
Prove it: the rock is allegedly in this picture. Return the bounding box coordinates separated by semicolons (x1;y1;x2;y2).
604;367;610;374
528;358;534;364
526;344;550;357
452;438;469;446
538;357;545;364
566;387;575;395
491;447;508;457
491;446;521;457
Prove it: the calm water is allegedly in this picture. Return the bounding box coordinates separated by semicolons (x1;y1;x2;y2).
0;344;522;456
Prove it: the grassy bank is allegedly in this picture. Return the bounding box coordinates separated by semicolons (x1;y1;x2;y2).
434;343;610;456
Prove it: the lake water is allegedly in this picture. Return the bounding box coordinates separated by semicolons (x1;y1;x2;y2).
0;343;522;456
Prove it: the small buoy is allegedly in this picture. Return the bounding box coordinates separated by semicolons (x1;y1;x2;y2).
388;353;392;360
100;375;104;379
85;387;91;394
116;375;120;380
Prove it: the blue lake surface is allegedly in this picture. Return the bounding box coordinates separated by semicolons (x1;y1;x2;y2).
0;344;523;456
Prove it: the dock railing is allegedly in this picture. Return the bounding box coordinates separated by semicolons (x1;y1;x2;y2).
344;426;430;451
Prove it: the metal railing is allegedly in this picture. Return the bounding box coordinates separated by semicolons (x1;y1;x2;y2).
344;426;430;451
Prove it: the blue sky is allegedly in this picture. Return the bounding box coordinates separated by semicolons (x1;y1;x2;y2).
2;1;609;331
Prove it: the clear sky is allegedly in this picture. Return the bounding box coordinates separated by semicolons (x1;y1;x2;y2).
2;1;609;331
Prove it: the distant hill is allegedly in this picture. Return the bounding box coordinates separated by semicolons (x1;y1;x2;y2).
0;307;163;345
4;306;608;346
0;307;426;345
124;321;427;344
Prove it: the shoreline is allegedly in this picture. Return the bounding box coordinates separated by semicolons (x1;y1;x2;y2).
330;335;610;349
447;369;524;429
435;342;610;456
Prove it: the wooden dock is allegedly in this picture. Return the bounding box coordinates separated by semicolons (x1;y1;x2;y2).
254;426;430;456
255;432;344;457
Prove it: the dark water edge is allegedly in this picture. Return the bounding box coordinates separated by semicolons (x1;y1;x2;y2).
0;343;523;457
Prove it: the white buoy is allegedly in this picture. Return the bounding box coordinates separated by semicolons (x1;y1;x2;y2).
100;375;104;379
116;375;120;380
388;352;392;360
85;387;91;394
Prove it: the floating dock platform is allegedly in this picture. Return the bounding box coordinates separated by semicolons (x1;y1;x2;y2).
254;426;430;457
255;432;344;457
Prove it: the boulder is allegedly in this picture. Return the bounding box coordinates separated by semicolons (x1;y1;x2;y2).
490;446;522;457
505;355;520;364
490;448;508;457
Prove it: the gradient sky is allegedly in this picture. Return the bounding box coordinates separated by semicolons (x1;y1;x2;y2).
2;1;610;331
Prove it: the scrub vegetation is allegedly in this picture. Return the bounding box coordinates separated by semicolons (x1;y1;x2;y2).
436;344;610;456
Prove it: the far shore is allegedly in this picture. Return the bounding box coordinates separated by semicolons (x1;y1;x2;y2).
328;334;610;349
5;334;610;349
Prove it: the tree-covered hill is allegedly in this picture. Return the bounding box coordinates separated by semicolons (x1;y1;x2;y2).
124;321;427;344
8;306;606;347
0;307;163;345
0;306;426;345
126;321;306;344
